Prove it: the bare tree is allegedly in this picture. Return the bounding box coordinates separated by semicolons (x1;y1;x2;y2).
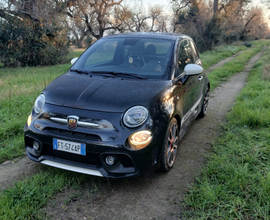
171;0;269;50
149;4;163;31
114;5;135;32
241;6;270;39
113;1;150;32
171;0;191;14
63;13;90;48
66;0;124;40
133;12;150;32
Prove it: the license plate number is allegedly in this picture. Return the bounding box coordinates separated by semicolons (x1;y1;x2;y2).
53;139;86;156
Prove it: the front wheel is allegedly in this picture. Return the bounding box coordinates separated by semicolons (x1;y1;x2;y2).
160;118;179;172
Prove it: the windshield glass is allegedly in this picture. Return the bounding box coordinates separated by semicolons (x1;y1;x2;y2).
71;37;174;79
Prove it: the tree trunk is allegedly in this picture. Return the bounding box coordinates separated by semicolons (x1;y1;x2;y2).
77;39;84;48
213;0;219;20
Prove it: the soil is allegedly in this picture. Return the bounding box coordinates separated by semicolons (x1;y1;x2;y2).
0;50;264;219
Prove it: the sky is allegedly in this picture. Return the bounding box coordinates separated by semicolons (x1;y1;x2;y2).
142;0;172;13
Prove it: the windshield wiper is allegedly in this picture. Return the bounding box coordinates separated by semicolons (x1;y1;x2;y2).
90;71;147;79
70;69;90;75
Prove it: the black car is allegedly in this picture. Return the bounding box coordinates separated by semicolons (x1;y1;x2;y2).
25;32;210;178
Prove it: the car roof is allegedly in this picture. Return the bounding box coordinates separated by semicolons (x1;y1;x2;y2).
103;32;191;41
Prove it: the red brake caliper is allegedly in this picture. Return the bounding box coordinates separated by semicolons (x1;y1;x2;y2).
170;136;174;152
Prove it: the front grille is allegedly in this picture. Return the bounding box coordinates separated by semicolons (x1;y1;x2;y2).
43;127;101;142
42;144;102;166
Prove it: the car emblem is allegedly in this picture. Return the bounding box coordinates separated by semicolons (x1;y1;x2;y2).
67;116;79;129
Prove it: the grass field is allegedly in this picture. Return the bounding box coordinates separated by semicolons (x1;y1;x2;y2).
184;47;270;219
207;42;267;90
0;40;269;219
200;42;246;69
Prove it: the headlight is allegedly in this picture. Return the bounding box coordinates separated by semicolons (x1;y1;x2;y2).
123;106;148;128
34;94;45;114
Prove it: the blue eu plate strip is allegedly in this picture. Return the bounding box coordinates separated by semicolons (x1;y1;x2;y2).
53;139;58;150
81;144;86;156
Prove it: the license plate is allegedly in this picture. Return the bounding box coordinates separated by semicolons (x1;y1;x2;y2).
53;139;86;156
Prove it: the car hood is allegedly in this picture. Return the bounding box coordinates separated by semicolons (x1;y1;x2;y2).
43;72;170;112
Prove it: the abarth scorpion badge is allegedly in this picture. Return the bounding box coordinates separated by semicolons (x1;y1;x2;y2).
67;116;79;129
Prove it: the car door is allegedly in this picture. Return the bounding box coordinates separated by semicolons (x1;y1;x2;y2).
173;39;203;131
190;39;204;98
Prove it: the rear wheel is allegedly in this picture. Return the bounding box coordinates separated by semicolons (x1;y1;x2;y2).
160;118;179;171
198;87;209;118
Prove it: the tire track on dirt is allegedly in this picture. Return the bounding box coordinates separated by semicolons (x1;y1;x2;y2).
40;50;264;220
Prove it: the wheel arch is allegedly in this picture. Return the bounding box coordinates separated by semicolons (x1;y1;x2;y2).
173;114;181;132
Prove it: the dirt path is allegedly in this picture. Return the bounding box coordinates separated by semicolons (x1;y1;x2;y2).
0;155;42;191
0;50;264;219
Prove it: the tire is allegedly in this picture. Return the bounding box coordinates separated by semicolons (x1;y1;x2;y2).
160;118;179;171
198;87;209;118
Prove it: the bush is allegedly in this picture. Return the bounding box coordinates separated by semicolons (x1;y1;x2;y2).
84;36;93;48
0;18;69;67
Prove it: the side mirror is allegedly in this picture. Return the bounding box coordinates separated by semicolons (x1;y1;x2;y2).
184;64;203;76
71;57;78;65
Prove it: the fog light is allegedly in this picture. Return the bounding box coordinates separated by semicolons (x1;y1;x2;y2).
128;130;152;150
105;156;116;166
33;141;40;151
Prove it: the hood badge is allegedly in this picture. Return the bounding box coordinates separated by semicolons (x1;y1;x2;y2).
67;115;79;129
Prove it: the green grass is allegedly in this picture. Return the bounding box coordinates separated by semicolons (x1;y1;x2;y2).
183;48;270;219
207;40;270;90
0;64;70;163
200;40;270;70
0;167;94;220
200;43;246;69
0;49;84;163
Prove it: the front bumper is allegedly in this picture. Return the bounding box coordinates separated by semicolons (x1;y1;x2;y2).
24;104;167;178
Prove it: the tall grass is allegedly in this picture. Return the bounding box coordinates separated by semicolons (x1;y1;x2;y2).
184;48;270;219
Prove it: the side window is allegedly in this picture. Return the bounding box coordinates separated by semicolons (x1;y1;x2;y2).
190;40;199;61
177;40;194;74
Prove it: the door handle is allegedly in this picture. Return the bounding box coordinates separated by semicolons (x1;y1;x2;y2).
198;76;203;82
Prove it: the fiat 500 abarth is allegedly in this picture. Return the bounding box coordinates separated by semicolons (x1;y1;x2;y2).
25;32;210;178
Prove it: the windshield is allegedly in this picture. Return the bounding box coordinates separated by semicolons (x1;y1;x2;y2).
71;37;174;79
